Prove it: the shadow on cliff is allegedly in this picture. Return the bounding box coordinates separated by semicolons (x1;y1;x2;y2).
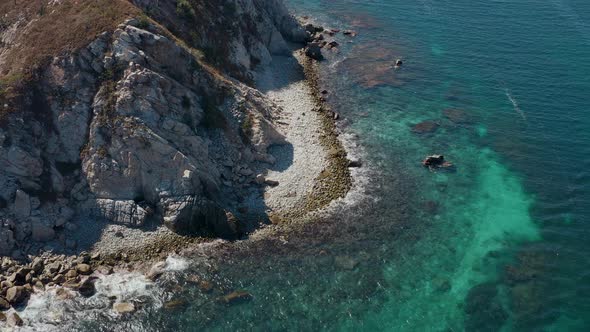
266;143;294;172
254;53;307;94
34;53;306;256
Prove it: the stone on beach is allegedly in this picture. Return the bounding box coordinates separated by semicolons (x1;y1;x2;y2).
55;288;75;301
0;297;10;310
7;312;23;327
76;264;92;275
113;302;136;314
347;159;362;168
146;261;167;281
254;174;266;185
264;179;280;187
6;286;27;304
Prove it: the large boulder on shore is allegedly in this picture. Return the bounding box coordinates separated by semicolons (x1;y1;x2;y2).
305;43;324;60
7;312;23;327
0;297;10;310
6;286;27;304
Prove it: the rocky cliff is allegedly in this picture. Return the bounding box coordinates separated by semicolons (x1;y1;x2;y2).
0;0;307;257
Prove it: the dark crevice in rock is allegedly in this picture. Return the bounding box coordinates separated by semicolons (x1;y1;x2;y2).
55;162;81;176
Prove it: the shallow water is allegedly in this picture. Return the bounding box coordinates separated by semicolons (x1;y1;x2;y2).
18;0;590;331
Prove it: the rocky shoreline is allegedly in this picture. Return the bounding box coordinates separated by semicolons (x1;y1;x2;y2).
0;14;360;326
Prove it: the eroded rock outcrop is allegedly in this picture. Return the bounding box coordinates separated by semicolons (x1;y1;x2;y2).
0;0;306;256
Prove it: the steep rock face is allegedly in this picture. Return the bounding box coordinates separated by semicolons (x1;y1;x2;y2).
0;0;305;255
131;0;306;79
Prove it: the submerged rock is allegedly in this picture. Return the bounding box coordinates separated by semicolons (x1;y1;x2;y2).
464;282;508;331
199;280;214;293
422;155;455;171
443;108;471;124
411;121;439;134
220;290;252;304
334;255;359;270
422;155;445;167
164;299;188;310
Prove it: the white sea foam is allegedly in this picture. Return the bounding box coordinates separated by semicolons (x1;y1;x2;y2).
11;270;160;331
94;271;155;301
505;88;526;121
164;254;190;271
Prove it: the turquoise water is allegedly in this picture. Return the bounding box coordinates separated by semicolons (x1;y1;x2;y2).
68;0;590;331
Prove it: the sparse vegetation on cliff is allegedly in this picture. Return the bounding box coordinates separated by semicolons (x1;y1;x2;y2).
0;0;138;80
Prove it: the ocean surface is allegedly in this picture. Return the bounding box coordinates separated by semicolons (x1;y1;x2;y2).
19;0;590;331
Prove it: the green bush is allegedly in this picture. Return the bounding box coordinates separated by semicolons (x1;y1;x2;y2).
240;113;254;142
0;73;23;99
176;0;196;20
137;13;150;29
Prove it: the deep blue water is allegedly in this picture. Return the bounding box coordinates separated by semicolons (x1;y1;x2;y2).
58;1;590;331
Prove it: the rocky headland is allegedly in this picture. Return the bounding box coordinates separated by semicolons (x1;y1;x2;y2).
0;0;357;325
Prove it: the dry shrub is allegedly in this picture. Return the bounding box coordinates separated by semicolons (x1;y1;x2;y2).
1;0;139;79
